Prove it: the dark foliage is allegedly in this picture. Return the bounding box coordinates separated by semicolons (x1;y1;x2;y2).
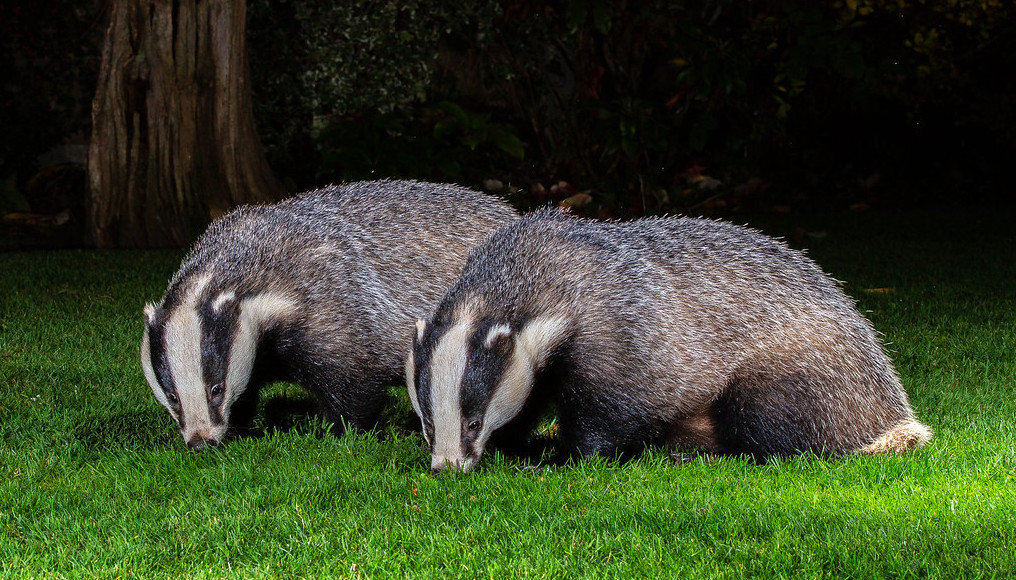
1;0;1013;241
0;1;102;184
245;0;1014;215
441;0;1014;213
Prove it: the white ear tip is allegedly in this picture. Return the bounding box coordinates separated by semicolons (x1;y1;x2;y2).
415;319;427;342
143;303;157;324
484;323;513;348
212;291;237;312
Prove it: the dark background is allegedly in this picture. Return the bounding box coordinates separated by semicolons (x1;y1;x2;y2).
2;0;1013;248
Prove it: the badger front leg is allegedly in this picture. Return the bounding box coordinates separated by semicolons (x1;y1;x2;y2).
299;367;390;434
557;393;658;461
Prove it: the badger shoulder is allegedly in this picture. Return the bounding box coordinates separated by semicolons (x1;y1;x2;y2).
290;180;518;237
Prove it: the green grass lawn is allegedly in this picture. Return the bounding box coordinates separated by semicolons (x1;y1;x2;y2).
1;209;1014;578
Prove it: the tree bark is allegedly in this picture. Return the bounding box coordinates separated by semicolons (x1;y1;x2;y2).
88;0;281;248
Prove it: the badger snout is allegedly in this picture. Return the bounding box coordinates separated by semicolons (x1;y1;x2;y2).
186;433;220;451
431;456;461;473
431;454;477;474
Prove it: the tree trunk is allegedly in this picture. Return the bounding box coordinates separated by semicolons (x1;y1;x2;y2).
88;0;281;248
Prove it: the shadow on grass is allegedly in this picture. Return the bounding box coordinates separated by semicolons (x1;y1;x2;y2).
71;391;328;452
70;384;430;454
236;387;431;446
72;408;180;452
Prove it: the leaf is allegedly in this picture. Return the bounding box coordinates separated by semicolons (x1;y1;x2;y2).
492;131;525;159
433;116;462;141
436;101;468;123
559;193;593;210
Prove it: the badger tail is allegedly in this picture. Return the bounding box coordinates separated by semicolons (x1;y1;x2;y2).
857;418;933;454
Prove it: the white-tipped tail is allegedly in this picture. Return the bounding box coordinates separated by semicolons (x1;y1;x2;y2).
858;418;933;454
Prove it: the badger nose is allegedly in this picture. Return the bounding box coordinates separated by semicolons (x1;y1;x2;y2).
186;434;219;451
431;455;475;474
431;457;462;474
431;465;456;476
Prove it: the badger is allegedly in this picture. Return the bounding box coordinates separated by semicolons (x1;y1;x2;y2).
141;180;518;450
407;209;932;472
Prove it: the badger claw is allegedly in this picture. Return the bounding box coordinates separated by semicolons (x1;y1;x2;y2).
670;452;697;465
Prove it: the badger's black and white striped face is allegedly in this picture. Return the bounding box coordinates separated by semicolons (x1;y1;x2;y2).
407;311;569;473
140;276;295;450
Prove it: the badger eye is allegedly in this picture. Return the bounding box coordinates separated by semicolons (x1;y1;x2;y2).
467;420;482;432
209;383;223;397
165;390;178;404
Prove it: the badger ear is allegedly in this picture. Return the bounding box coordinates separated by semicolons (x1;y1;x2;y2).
484;323;513;352
515;316;570;368
211;291;237;313
414;319;427;345
143;303;157;326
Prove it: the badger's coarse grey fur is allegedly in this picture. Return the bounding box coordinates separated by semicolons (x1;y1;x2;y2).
408;209;932;472
141;180;518;450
